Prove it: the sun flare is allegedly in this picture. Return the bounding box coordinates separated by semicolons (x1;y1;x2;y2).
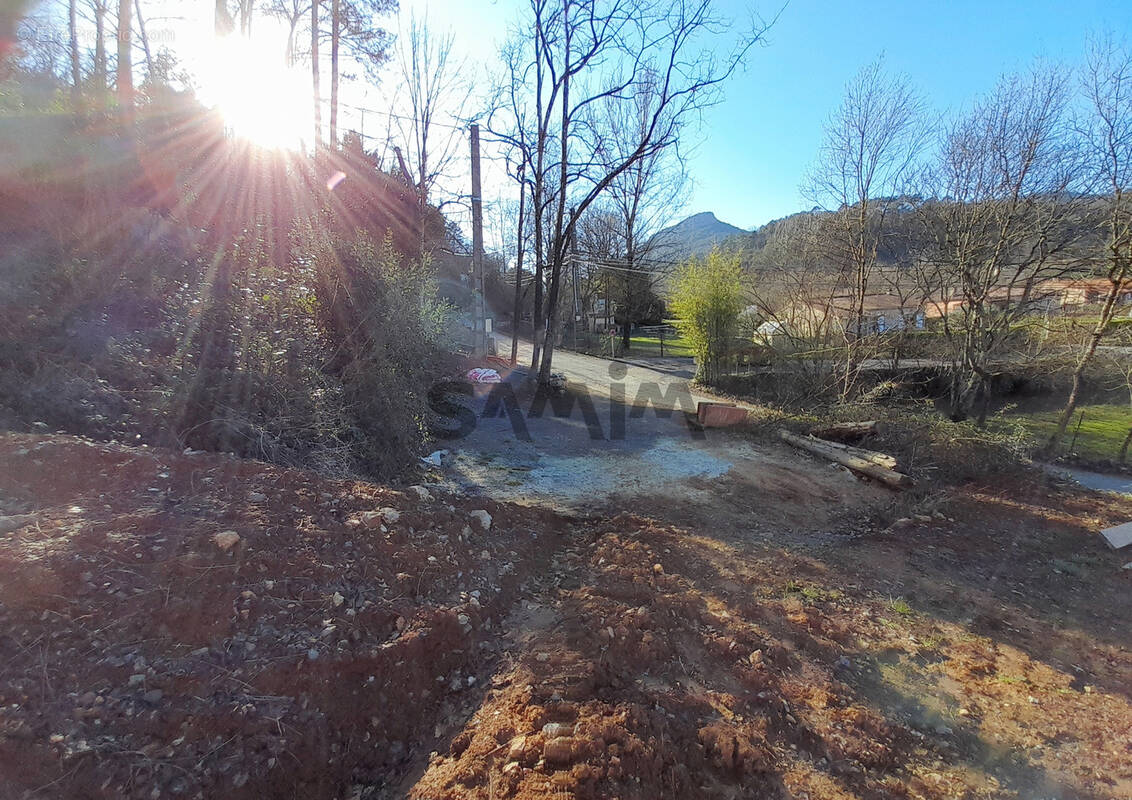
199;36;313;151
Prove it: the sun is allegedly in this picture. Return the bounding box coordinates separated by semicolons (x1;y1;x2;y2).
198;36;313;151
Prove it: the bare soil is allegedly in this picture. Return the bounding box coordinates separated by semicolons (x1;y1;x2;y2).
1;432;1130;799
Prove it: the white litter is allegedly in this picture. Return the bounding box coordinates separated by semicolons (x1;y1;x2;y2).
466;368;502;384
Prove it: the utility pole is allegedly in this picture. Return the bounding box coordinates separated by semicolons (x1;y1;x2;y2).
470;123;487;356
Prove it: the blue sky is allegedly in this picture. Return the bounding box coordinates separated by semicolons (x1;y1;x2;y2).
407;0;1132;232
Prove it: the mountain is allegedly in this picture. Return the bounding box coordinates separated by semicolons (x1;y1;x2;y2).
648;211;748;262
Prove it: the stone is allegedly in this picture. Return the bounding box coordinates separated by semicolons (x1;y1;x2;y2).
542;737;576;764
469;510;492;530
248;492;267;503
408;485;433;502
1100;520;1132;549
213;530;240;551
360;511;384;529
0;515;36;534
142;689;163;705
380;508;401;524
331;592;345;608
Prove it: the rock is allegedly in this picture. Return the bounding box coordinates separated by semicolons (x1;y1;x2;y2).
307;648;319;661
934;724;952;736
331;592;345;608
360;511;384;529
914;514;933;523
0;514;36;534
142;689;163;705
507;736;527;761
380;508;401;524
213;530;241;551
543;737;576;764
469;510;492;530
128;674;146;687
652;563;664;574
408;485;433;502
542;722;572;738
248;492;267;503
893;518;914;528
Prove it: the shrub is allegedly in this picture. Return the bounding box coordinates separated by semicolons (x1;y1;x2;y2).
669;248;744;385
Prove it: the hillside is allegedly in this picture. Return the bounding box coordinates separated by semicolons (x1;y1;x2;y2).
648;211;748;261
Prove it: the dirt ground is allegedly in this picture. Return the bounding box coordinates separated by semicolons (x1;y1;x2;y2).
1;432;1130;799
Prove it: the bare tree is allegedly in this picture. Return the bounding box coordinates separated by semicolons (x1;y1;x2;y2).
68;0;81;107
805;58;927;400
1048;38;1132;450
495;0;765;384
133;0;153;80
311;0;320;145
115;0;131;114
916;65;1088;422
393;13;471;206
90;0;110;108
592;77;689;350
329;0;339;145
266;0;309;66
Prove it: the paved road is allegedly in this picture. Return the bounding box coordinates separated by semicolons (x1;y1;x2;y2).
430;336;777;509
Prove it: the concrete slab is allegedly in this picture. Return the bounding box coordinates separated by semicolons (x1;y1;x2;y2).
1100;520;1132;549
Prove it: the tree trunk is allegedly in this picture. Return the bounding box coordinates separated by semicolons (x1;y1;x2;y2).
134;0;153;81
1048;275;1126;451
68;0;82;111
94;5;107;109
285;18;298;66
214;0;232;35
1120;424;1132;462
311;0;321;148
538;1;572;385
329;0;340;148
116;0;132;118
510;164;526;366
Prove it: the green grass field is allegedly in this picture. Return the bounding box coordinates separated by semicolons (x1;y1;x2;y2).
625;332;695;358
1016;403;1132;461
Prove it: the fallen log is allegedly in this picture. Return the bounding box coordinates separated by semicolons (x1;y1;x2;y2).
779;430;912;488
810;437;898;470
811;420;877;442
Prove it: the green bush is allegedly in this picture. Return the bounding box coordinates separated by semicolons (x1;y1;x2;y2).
669;248;744;385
